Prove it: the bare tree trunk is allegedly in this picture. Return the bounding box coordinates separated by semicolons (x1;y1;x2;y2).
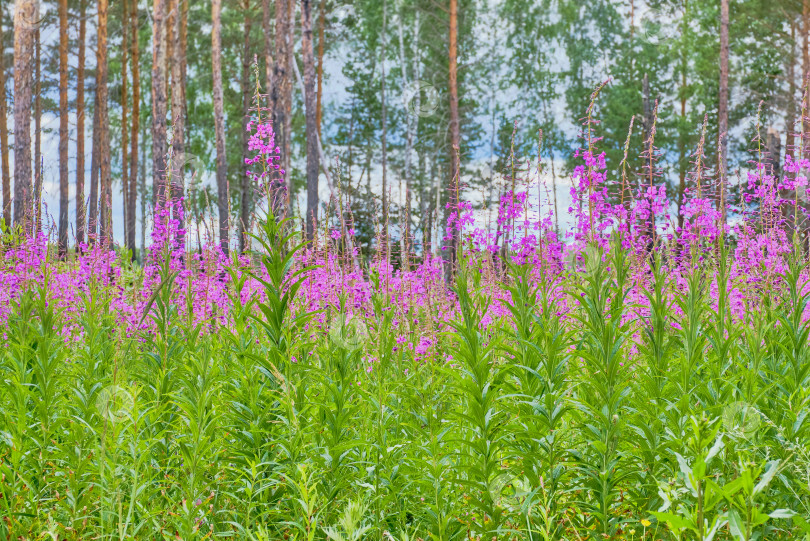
89;95;100;241
787;21;796;162
121;0;130;249
316;0;324;137
432;155;441;257
397;6;418;259
13;0;36;232
97;0;111;245
676;4;688;231
799;0;810;240
642;73;652;150
212;0;229;254
0;14;11;226
181;0;188;89
302;0;319;240
152;0;168;210
128;0;140;255
34;26;41;233
283;0;294;208
76;0;87;246
239;0;252;252
551;155;558;235
767;128;782;177
718;0;729;225
444;0;460;280
140;92;147;257
272;0;291;213
380;0;388;260
263;0;274;105
803;1;809;158
171;0;186;238
58;0;69;255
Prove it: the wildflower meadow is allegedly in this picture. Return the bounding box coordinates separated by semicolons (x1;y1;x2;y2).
3;83;810;541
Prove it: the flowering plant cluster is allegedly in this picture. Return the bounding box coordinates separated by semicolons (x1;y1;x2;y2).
1;117;810;541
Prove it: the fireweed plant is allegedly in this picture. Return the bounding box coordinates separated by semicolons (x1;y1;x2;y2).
4;90;810;541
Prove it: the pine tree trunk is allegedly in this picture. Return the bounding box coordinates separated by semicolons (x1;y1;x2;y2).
140;92;147;257
181;0;188;89
642;73;652;153
97;0;111;245
718;0;729;225
76;0;87;247
13;0;36;232
212;0;229;254
676;8;688;231
283;0;294;210
397;6;417;260
444;0;460;280
799;0;810;238
263;0;273;108
0;13;12;226
121;0;130;249
152;0;168;209
128;0;140;255
380;0;389;259
34;27;41;232
271;0;289;213
302;0;319;240
316;0;324;137
89;91;100;241
787;21;796;162
432;154;441;257
58;0;69;255
803;1;809;163
171;0;187;238
239;0;252;252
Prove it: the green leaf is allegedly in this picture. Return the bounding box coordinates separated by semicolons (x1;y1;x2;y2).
753;460;780;496
651;511;693;531
726;509;745;540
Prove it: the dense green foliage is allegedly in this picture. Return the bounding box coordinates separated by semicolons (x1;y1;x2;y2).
2;221;810;540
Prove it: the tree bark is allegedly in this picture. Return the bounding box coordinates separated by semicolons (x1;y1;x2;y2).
128;0;140;255
239;0;252;252
58;0;69;255
718;0;729;225
97;0;111;245
799;0;810;238
34;26;41;232
181;0;188;89
0;12;12;226
283;0;294;199
676;3;688;231
302;0;319;240
212;0;229;254
140;90;147;257
89;90;100;241
316;0;324;137
787;21;796;162
380;0;389;259
76;0;87;246
263;0;273;109
272;0;293;214
13;0;36;232
121;0;130;249
444;0;460;280
397;6;418;259
801;0;810;152
171;0;187;237
152;0;168;210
